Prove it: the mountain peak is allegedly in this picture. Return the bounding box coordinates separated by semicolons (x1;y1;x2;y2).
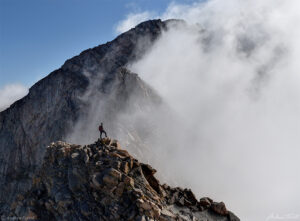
61;19;168;76
0;19;165;213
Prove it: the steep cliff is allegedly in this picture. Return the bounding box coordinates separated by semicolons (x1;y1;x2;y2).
0;19;167;213
8;138;239;221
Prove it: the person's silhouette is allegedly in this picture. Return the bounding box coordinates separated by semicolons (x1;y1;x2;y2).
99;122;107;139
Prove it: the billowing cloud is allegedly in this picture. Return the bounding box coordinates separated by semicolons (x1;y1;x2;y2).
120;0;300;220
115;11;155;34
0;84;28;111
66;1;300;220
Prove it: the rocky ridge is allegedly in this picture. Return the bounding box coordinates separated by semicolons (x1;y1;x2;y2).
0;19;167;213
7;138;239;221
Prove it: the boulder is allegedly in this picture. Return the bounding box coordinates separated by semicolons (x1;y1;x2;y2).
211;202;228;216
91;172;103;189
199;197;212;208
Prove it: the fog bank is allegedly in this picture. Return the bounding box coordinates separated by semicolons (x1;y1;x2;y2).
125;1;300;220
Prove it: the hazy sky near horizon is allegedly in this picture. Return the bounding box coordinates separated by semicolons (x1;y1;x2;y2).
0;0;197;88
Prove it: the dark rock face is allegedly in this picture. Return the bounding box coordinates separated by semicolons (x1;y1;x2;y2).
0;19;166;213
0;18;240;220
0;69;88;213
8;138;239;221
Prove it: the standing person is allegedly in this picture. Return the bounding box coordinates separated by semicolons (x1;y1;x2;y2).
99;122;107;139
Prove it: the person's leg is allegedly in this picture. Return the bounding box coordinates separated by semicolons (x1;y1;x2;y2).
104;130;107;137
100;131;102;139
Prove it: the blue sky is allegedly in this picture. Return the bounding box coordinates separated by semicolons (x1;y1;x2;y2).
0;0;196;88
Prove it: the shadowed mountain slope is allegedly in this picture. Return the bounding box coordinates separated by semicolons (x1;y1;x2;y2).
0;19;168;214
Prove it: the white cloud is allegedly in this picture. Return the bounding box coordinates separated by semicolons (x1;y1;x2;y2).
117;0;300;220
115;11;156;34
0;84;28;111
65;1;300;220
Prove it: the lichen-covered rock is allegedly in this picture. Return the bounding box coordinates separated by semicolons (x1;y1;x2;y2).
8;138;239;221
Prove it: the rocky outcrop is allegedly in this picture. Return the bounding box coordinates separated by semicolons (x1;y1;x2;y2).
0;19;167;213
7;138;239;221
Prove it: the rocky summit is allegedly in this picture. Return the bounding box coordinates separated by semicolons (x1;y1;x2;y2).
8;138;239;221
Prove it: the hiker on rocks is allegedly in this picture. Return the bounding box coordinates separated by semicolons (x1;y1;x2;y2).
99;122;107;139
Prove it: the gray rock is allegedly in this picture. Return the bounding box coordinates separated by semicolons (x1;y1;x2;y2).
0;19;166;213
92;172;103;189
210;202;228;216
80;202;91;217
68;168;81;192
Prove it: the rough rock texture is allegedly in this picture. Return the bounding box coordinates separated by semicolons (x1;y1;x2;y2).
7;138;239;221
0;19;168;213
